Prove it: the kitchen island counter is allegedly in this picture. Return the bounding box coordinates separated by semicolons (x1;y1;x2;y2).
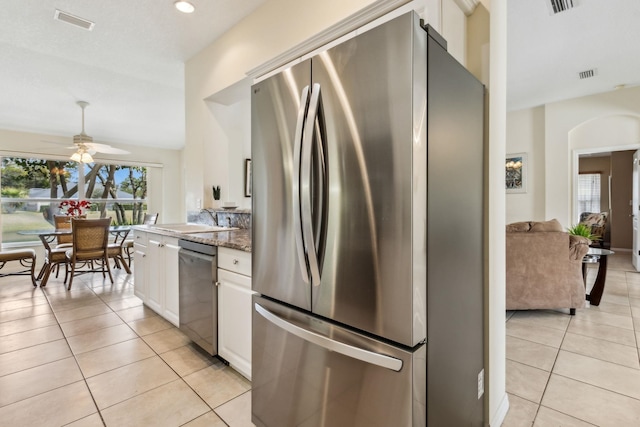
133;225;251;252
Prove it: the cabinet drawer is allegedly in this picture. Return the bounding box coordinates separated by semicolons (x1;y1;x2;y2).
218;247;252;277
133;230;148;246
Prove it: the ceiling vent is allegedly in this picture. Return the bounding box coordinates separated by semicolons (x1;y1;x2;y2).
578;68;597;80
54;10;95;31
548;0;576;15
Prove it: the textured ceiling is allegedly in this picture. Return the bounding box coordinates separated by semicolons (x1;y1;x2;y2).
0;0;266;150
508;0;640;111
1;1;635;151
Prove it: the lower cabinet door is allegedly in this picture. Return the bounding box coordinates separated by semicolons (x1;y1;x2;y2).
218;268;254;380
163;239;180;326
146;237;163;313
133;243;147;301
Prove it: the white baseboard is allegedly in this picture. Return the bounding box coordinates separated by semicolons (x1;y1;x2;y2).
490;393;510;426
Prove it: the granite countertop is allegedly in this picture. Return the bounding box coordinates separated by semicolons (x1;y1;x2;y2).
133;225;251;252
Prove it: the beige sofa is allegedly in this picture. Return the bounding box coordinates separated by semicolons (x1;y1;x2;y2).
506;219;590;314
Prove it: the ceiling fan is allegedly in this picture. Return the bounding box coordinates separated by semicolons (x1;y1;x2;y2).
68;101;130;163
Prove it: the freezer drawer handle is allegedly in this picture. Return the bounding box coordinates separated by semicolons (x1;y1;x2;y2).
255;303;403;372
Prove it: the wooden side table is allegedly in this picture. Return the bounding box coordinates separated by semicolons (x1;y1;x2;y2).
582;248;615;306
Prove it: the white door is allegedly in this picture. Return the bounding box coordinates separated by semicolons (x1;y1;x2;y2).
633;150;640;271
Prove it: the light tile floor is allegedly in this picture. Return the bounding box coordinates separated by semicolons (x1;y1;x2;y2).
8;252;636;426
0;264;253;427
504;252;640;426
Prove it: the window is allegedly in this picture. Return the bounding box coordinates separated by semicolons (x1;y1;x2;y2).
577;173;601;214
1;157;148;244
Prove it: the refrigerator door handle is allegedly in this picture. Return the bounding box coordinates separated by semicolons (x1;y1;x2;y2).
255;302;403;372
300;83;322;287
293;85;311;284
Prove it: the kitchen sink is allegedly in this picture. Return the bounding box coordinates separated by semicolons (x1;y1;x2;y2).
150;223;237;234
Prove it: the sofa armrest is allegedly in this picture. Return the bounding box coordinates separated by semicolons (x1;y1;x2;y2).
506;231;586;311
569;235;590;260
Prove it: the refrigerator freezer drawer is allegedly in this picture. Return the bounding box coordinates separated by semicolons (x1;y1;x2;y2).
252;296;426;427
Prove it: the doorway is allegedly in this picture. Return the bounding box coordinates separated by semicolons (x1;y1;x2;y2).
576;150;635;251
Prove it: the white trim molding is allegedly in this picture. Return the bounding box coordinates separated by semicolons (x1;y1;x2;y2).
491;393;510;426
453;0;480;15
246;0;410;80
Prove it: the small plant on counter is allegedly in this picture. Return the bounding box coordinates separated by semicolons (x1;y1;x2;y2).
213;185;221;201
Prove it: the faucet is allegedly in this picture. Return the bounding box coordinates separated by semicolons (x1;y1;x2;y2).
200;208;218;226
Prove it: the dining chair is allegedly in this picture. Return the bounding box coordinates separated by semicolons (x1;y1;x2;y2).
39;235;70;288
108;228;132;274
124;212;158;266
53;214;86;249
65;217;113;290
51;214;87;279
0;249;38;287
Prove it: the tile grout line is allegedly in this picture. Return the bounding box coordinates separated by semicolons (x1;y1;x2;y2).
530;257;640;425
41;280;109;427
81;275;231;424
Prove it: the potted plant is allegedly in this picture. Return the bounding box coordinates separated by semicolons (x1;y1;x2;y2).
567;223;599;243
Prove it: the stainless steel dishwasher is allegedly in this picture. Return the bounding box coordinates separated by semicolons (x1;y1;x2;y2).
178;239;217;356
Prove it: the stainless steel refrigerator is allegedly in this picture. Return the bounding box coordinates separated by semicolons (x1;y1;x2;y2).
251;11;484;427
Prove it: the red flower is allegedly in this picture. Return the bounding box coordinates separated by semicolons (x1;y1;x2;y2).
59;200;91;216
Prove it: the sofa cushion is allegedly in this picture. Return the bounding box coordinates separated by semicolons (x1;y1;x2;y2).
530;218;563;232
506;221;531;232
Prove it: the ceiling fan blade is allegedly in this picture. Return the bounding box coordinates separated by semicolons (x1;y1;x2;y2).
85;142;130;155
40;139;72;147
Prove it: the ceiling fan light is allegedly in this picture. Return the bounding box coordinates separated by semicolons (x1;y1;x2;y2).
70;152;82;162
175;1;195;13
80;152;94;163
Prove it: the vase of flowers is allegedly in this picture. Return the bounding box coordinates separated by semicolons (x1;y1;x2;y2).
59;200;91;217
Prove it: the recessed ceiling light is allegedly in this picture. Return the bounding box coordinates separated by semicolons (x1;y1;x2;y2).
174;1;195;13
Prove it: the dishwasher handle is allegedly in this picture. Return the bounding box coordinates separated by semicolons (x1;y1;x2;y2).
179;248;215;262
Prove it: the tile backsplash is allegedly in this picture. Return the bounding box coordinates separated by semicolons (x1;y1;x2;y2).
187;208;251;230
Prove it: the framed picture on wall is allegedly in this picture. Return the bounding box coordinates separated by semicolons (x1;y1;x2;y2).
245;158;252;197
506;153;527;193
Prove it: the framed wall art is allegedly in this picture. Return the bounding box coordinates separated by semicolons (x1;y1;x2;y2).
505;153;527;193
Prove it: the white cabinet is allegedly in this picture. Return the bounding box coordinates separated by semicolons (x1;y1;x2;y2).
133;231;148;301
163;239;180;325
217;247;254;380
143;233;180;326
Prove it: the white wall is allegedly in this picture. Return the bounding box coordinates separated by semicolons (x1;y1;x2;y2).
487;0;509;424
203;91;252;209
505;107;545;223
183;0;471;212
507;86;640;228
0;128;183;230
443;0;467;64
184;0;398;213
